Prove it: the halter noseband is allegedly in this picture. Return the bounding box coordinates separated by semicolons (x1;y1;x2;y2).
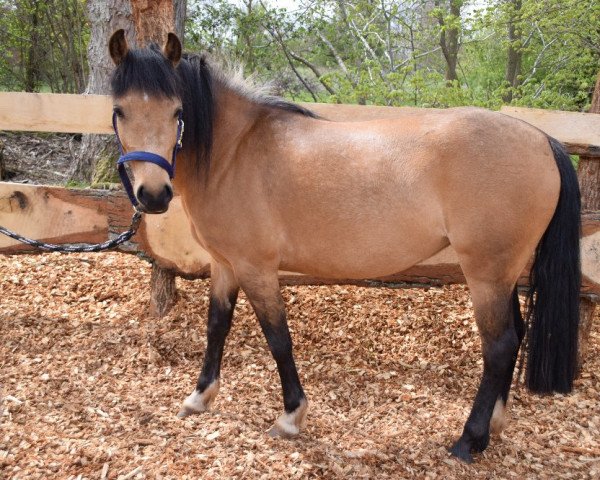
112;111;184;207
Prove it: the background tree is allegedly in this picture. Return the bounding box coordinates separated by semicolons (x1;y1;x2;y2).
69;0;186;184
2;0;597;112
69;0;134;184
0;0;88;93
185;0;599;110
434;0;464;83
128;0;187;318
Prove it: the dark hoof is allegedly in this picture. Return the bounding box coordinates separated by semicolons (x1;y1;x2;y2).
472;435;490;453
449;441;474;464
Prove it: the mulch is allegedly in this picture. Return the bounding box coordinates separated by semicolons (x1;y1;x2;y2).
0;252;598;479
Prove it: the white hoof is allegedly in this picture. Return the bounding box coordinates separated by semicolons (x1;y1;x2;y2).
490;397;507;435
177;380;220;418
268;399;308;438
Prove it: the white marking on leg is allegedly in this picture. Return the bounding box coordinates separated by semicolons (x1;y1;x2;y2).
489;397;507;435
143;92;149;102
268;398;308;438
177;380;220;418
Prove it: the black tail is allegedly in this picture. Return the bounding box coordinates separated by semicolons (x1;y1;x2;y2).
525;137;581;393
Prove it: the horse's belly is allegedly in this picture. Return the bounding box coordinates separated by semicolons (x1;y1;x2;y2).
279;224;448;279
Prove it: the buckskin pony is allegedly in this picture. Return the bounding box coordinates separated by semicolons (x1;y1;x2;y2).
108;30;580;463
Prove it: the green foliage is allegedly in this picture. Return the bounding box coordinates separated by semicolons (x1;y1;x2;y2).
1;0;598;112
65;179;89;189
185;0;600;111
0;0;88;93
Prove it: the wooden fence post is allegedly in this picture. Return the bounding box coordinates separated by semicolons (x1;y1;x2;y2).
149;263;178;318
576;73;600;373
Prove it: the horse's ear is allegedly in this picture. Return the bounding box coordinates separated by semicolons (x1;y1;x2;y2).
109;29;128;65
164;32;182;66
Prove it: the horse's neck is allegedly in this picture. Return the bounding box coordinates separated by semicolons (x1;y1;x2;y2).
176;87;265;197
210;89;271;176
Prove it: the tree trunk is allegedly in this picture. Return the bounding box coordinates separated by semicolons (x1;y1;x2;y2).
174;0;186;40
24;1;40;92
129;0;186;318
69;0;134;183
0;139;5;181
503;0;522;103
436;0;462;83
73;0;186;314
131;0;175;46
576;72;600;374
149;265;178;318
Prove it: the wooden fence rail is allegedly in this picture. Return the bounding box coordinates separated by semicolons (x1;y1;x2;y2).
2;182;600;298
1;93;600;156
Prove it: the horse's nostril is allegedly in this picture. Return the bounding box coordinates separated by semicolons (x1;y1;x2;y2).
137;185;146;202
164;184;173;201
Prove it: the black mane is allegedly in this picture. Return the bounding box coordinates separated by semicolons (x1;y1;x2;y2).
111;44;317;173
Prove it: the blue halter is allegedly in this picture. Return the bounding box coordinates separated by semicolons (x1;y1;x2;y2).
113;111;184;207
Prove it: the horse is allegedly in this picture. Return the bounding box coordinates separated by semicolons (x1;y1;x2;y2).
108;29;581;463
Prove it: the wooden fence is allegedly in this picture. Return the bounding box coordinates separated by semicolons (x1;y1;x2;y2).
2;93;600;288
1;93;599;363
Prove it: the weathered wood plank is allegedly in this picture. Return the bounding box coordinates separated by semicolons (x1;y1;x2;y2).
0;92;113;134
2;93;600;156
500;106;600;157
0;184;124;252
308;103;427;121
2;182;600;296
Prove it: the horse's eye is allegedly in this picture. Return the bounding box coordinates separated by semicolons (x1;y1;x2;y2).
113;107;124;118
174;108;183;118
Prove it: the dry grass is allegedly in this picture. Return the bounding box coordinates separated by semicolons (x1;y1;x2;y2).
1;252;598;479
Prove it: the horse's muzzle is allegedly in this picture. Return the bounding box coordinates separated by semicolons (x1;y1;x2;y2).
136;184;173;214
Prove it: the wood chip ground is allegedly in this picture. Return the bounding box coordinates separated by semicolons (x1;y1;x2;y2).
1;252;598;479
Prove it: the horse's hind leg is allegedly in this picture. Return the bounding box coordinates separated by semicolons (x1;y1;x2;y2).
178;262;239;417
450;279;522;463
490;290;525;435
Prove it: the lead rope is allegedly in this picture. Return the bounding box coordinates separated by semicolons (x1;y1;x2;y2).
0;210;142;253
1;111;183;252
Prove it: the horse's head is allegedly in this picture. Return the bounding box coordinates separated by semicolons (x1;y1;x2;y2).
109;29;183;213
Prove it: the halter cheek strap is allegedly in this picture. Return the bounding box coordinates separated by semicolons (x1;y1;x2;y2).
113;111;184;207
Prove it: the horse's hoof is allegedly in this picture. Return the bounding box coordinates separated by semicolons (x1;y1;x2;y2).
177;406;200;419
176;380;220;419
268;423;299;439
268;399;308;439
449;441;474;464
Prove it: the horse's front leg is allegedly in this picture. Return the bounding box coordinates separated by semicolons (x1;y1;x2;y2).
178;261;239;418
238;269;308;438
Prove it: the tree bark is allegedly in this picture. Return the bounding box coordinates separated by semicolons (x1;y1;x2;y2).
576;72;600;374
503;0;522;103
69;0;134;183
149;265;178;318
174;0;186;39
23;1;41;92
72;0;184;314
128;0;186;318
131;0;175;46
436;0;462;83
